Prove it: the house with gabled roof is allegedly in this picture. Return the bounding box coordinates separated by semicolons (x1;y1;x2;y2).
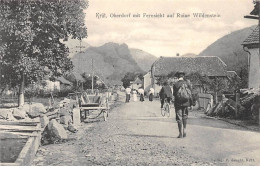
147;56;229;95
242;26;260;89
130;77;142;90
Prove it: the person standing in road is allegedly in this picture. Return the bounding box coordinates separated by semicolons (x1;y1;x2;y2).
149;87;155;102
138;87;145;102
133;89;138;102
125;86;131;103
173;71;193;138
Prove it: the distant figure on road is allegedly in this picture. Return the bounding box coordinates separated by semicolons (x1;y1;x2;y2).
125;86;131;103
159;80;173;108
149;87;155;102
138;87;145;102
132;89;138;102
173;71;194;138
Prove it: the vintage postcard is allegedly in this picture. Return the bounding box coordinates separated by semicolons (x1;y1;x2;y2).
0;0;259;166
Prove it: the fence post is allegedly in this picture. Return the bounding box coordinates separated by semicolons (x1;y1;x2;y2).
235;91;240;119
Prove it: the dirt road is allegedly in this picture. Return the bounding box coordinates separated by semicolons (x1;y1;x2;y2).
33;92;260;166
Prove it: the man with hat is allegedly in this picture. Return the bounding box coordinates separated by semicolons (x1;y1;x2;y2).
173;71;193;138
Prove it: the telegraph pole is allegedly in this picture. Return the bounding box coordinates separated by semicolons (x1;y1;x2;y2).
75;40;86;53
91;58;94;94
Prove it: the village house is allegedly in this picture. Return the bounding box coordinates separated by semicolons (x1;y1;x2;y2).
145;56;229;95
242;26;260;89
130;77;142;90
143;71;152;92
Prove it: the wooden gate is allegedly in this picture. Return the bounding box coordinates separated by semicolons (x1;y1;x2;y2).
198;93;213;110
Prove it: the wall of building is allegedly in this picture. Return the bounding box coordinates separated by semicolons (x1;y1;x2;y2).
248;48;260;88
143;72;152;92
131;83;142;90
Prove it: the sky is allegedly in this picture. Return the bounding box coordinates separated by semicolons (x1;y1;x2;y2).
83;0;257;57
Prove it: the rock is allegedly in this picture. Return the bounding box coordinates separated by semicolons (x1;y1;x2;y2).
0;109;16;121
59;107;70;116
41;119;68;145
48;119;68;140
0;109;14;121
67;123;78;133
40;114;49;128
23;103;47;118
12;108;26;119
60;115;72;125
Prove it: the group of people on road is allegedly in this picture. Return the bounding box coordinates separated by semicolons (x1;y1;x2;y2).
125;87;155;103
124;71;194;139
159;71;194;139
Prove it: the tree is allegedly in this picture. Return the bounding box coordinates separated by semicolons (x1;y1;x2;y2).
121;72;143;88
187;72;211;92
81;73;97;90
0;0;88;106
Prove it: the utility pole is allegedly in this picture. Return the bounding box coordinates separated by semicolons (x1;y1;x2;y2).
75;40;86;53
91;58;94;94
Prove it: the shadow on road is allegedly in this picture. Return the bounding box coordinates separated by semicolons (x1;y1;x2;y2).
116;133;177;139
117;116;253;133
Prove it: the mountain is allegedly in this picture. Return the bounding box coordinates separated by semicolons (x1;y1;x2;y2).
199;25;257;73
61;38;90;58
130;48;157;71
71;42;144;85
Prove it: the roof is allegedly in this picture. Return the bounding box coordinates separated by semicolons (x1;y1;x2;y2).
250;3;259;15
133;77;142;84
66;72;84;82
227;71;240;80
56;76;73;85
242;26;259;47
152;56;227;77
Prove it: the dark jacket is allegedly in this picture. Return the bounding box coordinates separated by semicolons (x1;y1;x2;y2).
159;85;173;99
173;79;193;107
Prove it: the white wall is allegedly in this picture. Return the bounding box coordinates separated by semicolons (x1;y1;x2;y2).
143;72;152;92
248;48;260;89
44;80;61;92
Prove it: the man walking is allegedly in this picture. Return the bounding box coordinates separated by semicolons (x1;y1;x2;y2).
173;71;193;138
125;86;131;103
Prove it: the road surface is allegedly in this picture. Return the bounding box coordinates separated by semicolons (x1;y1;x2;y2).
33;92;260;166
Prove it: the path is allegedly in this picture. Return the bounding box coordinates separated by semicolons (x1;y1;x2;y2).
33;92;260;166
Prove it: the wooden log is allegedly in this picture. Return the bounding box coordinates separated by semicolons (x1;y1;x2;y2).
0;125;41;132
0;121;39;126
0;131;39;138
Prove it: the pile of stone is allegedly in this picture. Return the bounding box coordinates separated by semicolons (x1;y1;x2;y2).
40;98;79;145
0;102;47;121
0;98;79;145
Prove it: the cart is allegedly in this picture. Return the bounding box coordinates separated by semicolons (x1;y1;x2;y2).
78;93;110;122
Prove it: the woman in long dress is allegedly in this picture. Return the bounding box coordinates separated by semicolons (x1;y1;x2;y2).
133;90;137;102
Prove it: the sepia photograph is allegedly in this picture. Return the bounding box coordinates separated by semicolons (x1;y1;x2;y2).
0;0;259;166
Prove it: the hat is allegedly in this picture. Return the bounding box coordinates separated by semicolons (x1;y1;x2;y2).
176;71;185;78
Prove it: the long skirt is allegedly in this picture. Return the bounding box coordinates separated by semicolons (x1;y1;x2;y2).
140;94;144;102
126;94;130;102
133;94;137;102
149;94;153;101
